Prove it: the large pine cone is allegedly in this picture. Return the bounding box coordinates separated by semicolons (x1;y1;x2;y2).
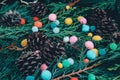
86;8;118;40
29;2;48;18
15;51;42;75
27;32;66;65
1;10;21;26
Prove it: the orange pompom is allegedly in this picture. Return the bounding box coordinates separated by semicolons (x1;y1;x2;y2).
84;58;89;63
20;18;26;25
33;16;39;21
34;21;42;28
70;77;79;80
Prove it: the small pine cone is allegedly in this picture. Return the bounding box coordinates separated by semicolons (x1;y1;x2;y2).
112;32;120;43
15;51;42;75
86;8;118;40
27;32;66;65
29;2;48;18
1;10;21;26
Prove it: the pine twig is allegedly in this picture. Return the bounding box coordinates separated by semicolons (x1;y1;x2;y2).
52;62;101;80
0;0;7;5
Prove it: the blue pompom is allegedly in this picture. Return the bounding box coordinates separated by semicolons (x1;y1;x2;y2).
99;49;106;56
86;50;96;59
41;70;52;80
32;26;38;32
51;22;57;29
90;26;96;32
26;76;35;80
82;25;90;32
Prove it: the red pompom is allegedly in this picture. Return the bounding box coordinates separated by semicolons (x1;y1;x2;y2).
70;77;79;80
33;16;39;21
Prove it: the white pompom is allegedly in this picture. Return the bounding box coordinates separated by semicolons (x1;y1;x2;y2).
63;36;69;43
54;20;60;25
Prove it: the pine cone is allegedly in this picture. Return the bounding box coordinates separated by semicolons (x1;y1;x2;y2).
86;8;118;40
112;32;120;43
1;10;21;26
27;32;66;65
15;51;42;75
29;2;48;18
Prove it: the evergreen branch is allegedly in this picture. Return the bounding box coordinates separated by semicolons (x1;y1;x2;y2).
52;62;102;80
0;0;6;5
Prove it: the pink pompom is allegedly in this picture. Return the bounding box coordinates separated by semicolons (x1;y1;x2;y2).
79;17;87;24
85;41;94;49
69;36;78;44
40;64;48;71
48;13;57;21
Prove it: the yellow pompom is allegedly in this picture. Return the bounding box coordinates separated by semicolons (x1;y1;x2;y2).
66;5;71;10
92;35;102;41
92;48;99;57
57;63;63;69
77;16;84;21
65;18;73;25
88;33;93;37
21;39;27;47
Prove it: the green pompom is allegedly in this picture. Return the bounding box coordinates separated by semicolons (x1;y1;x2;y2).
110;43;117;50
88;73;96;80
62;59;70;68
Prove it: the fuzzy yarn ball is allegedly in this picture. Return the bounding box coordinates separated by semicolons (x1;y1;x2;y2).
41;70;52;80
70;77;79;80
48;13;57;21
88;33;93;37
57;63;63;69
90;26;96;32
77;16;84;21
62;59;70;68
21;39;27;47
85;41;94;50
54;20;60;25
67;58;74;65
84;58;89;63
110;43;117;50
34;21;42;28
32;26;38;32
51;22;57;29
88;74;96;80
63;36;70;43
66;5;71;10
20;18;26;25
99;49;106;56
92;48;99;57
26;76;35;80
92;35;102;41
53;27;60;33
40;64;48;71
82;25;90;32
69;36;78;44
65;18;73;25
86;50;96;59
33;16;39;21
79;17;87;24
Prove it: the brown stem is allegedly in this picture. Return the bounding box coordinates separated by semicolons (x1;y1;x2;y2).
52;63;101;80
69;0;80;7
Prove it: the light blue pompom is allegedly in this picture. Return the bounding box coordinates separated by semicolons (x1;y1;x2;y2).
51;22;57;29
99;49;106;56
86;50;96;59
54;20;60;25
26;76;35;80
32;26;38;32
41;70;52;80
53;27;60;33
90;26;96;32
88;73;96;80
82;25;90;32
